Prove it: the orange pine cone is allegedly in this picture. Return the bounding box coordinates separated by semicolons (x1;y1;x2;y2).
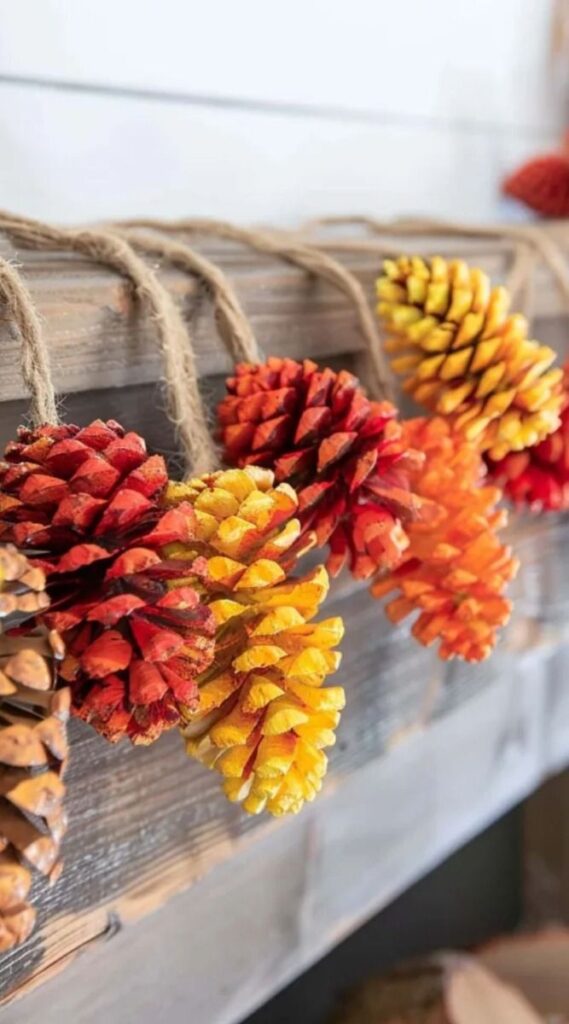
377;257;563;460
0;421;216;744
218;358;432;580
167;467;345;816
371;418;519;662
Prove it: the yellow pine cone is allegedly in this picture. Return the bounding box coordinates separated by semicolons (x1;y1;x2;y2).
376;256;563;459
165;467;345;816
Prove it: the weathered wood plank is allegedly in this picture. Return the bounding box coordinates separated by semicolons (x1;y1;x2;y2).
0;229;568;403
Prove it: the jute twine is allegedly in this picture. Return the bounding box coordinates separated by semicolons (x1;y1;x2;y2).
114;227;262;365
300;214;569;325
0;256;57;426
119;217;394;402
0;211;216;474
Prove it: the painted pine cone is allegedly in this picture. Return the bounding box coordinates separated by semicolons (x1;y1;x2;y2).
377;256;563;460
487;364;569;511
504;150;569;217
0;543;50;628
0;421;216;744
166;467;345;816
0;552;67;951
372;418;519;662
218;358;431;580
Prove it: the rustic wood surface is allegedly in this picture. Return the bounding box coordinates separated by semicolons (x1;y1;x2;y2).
0;229;568;405
0;227;568;1019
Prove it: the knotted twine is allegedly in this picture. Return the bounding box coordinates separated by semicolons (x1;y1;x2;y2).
0;211;216;475
117;217;394;403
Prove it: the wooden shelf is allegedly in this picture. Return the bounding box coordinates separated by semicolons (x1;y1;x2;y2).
1;224;569;1021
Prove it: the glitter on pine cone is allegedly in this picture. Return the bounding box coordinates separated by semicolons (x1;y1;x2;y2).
487;364;569;511
217;358;432;581
0;421;216;744
0;551;68;950
166;466;345;816
503;135;569;217
376;256;563;460
371;418;519;662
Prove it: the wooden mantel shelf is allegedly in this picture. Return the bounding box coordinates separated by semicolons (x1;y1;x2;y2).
0;224;569;1023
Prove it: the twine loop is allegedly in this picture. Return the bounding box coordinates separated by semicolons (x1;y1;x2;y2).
0;212;216;474
0;256;57;427
119;216;393;401
115;227;261;366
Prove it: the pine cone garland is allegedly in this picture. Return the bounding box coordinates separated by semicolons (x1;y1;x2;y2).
487;364;569;511
371;419;519;662
377;257;563;460
0;421;216;744
166;467;345;816
218;358;432;580
0;548;68;951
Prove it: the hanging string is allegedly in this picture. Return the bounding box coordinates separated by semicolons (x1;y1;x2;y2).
0;256;58;427
0;212;216;475
114;227;262;365
118;216;394;402
299;214;569;319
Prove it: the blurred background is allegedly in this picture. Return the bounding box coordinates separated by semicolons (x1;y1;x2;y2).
0;0;567;224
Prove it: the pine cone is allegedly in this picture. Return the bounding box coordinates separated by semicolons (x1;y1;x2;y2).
0;421;216;744
377;257;563;460
504;150;569;217
0;548;67;951
218;358;432;580
167;467;345;816
488;364;569;511
372;419;519;662
0;543;50;628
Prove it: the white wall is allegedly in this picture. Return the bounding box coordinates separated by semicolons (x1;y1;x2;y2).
0;0;564;223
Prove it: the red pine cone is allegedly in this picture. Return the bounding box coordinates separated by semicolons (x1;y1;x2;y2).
503;135;569;217
0;421;215;743
218;358;432;580
487;364;569;511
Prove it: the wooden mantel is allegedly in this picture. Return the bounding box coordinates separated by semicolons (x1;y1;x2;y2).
0;224;569;1023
